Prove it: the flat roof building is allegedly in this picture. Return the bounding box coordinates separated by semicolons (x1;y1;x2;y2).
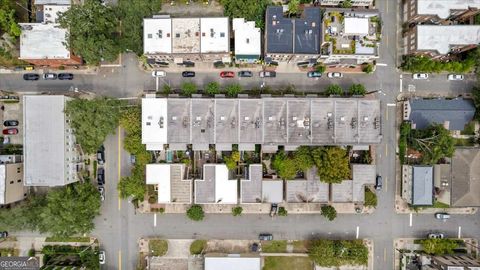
404;0;480;24
402;165;434;206
0;156;26;205
240;164;284;204
319;0;373;6
146;164;192;204
232;18;261;63
205;255;261;270
195;164;237;204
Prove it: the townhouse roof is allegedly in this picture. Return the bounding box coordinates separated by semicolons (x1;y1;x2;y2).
408;98;475;130
42;5;69;23
286;167;329;203
19;23;70;60
331;164;376;202
412;166;434;206
417;0;480;19
240;164;263;203
294;7;321;54
266;6;294;53
451;148;480;207
144;17;172;54
200;17;229;53
34;0;70;4
146;164;191;203
195;164;237;204
232;18;261;57
416;25;480;55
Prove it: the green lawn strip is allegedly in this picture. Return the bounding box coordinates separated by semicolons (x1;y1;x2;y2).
149;239;168;256
262;240;287;253
0;248;18;256
292;240;309;253
263;256;313;270
45;236;91;242
433;200;450;208
190;240;207;255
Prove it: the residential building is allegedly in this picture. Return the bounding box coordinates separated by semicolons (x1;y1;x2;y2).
429;254;480;269
319;0;374;7
240;164;284;203
232;18;261;63
19;5;81;67
320;8;380;66
286;167;329;203
403;98;475;131
0;155;26;205
450;148;480;207
23;95;83;187
331;164;376;203
141;97;382;152
204;255;261;270
265;6;322;64
195;164;237;204
403;0;480;24
403;25;480;59
146;164;192;204
143;16;230;66
402;165;434;206
34;0;70;4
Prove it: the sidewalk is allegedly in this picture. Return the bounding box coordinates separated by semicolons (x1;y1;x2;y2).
0;66;99;75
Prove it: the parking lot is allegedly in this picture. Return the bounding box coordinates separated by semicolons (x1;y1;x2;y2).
1;96;23;145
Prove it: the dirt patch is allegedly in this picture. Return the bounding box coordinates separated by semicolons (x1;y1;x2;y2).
161;1;224;17
204;240;253;254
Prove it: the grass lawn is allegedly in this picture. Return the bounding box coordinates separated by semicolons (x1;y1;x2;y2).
433;200;450;208
149;239;168;256
262;241;287;253
292;240;309;253
190;240;206;255
263;256;313;270
45;236;91;242
0;248;18;256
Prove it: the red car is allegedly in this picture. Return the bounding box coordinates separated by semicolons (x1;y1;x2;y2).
220;71;235;78
3;128;18;135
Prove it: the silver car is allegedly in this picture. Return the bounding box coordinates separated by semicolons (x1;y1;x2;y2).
327;72;343;78
447;74;464;81
412;73;428;80
435;212;450;220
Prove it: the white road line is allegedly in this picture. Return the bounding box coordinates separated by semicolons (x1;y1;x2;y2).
154;213;157;227
387;103;396;107
458;226;462;238
156;77;159;92
399;77;403;92
356;226;359;239
409;213;413;227
376;63;388;66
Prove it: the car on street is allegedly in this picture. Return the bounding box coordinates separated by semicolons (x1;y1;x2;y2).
412;73;428;80
0;231;8;238
43;73;57;80
151;70;166;77
97;146;105;165
375;175;382;190
99;250;106;264
307;71;322;78
97;168;105;185
327;72;343;78
270;203;278;217
259;233;273;241
259;71;276;78
435;212;450;220
2;128;18;135
3;120;19;126
98;186;105;201
220;71;235;78
447;74;464;81
58;73;74;80
23;73;39;81
428;233;444;239
182;71;195;77
238;71;253;77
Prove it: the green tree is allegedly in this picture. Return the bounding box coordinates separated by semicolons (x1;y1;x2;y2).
401;55;475;73
205;82;220;96
409;124;455;164
420;239;458;255
321;205;337;221
232;206;243;216
325;84;343;96
38;183;101;237
348;84;367;96
225;83;242;97
224;151;240;170
312;147;350;184
272;151;297;180
472;86;480;121
362;63;374;74
58;0;121;65
278;207;288;216
220;0;271;29
293;146;315;172
0;0;21;37
65;97;125;154
181;82;197;96
288;0;300;15
187;205;205;221
340;0;353;8
309;240;337;267
315;64;326;73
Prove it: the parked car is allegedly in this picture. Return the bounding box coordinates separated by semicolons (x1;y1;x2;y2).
435;212;450;220
307;71;322;78
151;70;166;77
182;71;195;77
327;72;343;78
375;175;382;191
251;243;259;252
428;233;444;239
238;70;253;77
58;73;74;80
269;203;278;217
3;120;19;126
43;73;57;80
259;71;276;78
220;71;235;78
259;233;273;241
0;231;8;238
99;250;106;264
447;74;464;81
2;128;18;135
412;73;428;80
98;186;105;201
23;73;39;81
97;145;105;165
97;168;105;185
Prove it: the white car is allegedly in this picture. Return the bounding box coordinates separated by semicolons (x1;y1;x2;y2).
99;250;106;264
412;73;428;80
327;72;343;78
447;74;464;81
151;70;166;77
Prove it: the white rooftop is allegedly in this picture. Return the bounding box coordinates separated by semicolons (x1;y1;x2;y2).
417;25;480;55
417;0;480;19
232;18;261;57
200;17;229;53
146;164;171;203
213;164;237;204
43;5;69;23
0;165;5;204
144;17;172;54
19;23;70;60
142;98;168;150
205;256;261;270
344;17;369;35
35;0;70;4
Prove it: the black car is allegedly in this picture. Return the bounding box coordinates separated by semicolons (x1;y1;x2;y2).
0;231;8;238
238;70;253;77
97;168;105;185
97;145;105;165
58;73;74;80
3;120;19;127
182;71;195;77
23;73;39;81
375;175;382;190
270;203;278;217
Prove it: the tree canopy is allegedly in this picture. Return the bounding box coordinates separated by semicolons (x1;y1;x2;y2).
320;205;337;221
408;124;455;164
401;55;475;73
220;0;271;29
181;82;197;96
0;0;21;37
225;83;242;97
272;151;298;180
309;240;368;267
187;205;205;221
288;0;300;15
312;147;350;183
224;151;240;171
348;84;367;96
325;84;343;96
419;239;458;255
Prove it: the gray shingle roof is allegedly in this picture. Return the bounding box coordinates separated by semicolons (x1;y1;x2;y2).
451;148;480;207
412;166;433;206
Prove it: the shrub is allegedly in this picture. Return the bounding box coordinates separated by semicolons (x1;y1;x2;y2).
181;82;197;96
348;84;367;96
205;82;220;96
190;240;207;255
149;239;168;256
364;188;377;208
362;63;374;74
232;206;243;216
315;64;326;73
224;83;242;97
187;205;205;221
278;207;288;216
325;84;343;96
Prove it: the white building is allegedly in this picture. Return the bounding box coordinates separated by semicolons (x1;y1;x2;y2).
146;164;192;204
195;164;237;204
232;18;261;63
0;155;26;205
205;256;261;270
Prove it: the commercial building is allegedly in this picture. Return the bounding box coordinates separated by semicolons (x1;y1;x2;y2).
450;148;480;207
143;16;230;66
141;97;382;152
403;0;480;24
319;0;373;6
23;95;83;187
402;165;434;206
403;98;475;131
195;164;237;204
0;155;26;205
232;18;261;63
146;164;192;204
